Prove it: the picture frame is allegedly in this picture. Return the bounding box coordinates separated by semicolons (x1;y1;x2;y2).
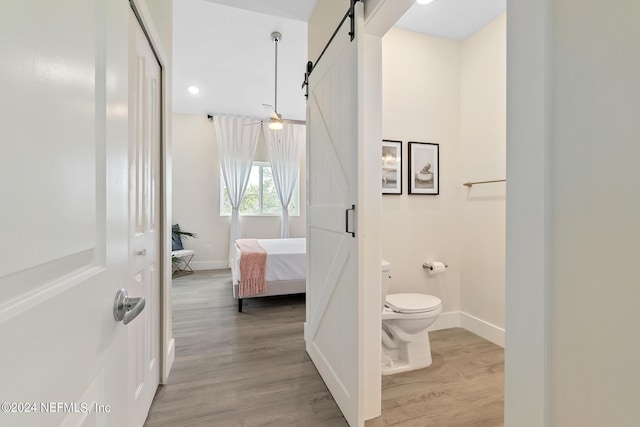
381;140;402;194
408;141;439;195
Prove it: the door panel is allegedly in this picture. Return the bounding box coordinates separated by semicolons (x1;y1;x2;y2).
306;3;363;426
0;0;98;281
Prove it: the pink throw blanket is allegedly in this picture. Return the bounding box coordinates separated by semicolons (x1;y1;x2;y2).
236;239;267;298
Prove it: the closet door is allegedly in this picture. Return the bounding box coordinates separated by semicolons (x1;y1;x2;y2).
127;7;161;426
305;3;364;426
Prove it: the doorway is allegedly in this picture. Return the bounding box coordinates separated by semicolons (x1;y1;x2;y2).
374;3;506;425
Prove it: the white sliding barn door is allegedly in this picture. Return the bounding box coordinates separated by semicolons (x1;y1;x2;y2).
128;8;161;426
0;0;142;426
306;3;363;426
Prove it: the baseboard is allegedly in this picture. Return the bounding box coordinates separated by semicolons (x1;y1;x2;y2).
460;312;505;348
426;310;504;348
428;310;461;331
191;260;229;270
162;338;175;384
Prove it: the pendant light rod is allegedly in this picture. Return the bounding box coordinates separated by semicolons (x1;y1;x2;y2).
271;32;281;116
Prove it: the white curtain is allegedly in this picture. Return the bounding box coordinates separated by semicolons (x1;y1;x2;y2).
263;123;305;238
215;116;260;264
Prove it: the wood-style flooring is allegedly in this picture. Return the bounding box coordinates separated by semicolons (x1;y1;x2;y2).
366;329;504;427
144;270;503;427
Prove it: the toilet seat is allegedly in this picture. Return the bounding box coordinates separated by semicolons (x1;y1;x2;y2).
385;293;442;314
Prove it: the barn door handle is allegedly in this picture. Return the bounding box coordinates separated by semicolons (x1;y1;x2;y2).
113;289;146;325
345;204;356;238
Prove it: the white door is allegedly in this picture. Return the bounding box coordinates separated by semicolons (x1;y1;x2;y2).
0;0;135;426
128;9;161;426
305;3;363;426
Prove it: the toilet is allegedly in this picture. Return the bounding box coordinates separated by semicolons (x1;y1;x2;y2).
381;260;442;375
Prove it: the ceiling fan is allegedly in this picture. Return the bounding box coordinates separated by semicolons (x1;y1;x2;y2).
260;31;305;130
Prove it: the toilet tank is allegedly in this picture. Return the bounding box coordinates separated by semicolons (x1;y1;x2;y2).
381;260;391;312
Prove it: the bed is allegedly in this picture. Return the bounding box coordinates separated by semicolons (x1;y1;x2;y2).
230;237;306;312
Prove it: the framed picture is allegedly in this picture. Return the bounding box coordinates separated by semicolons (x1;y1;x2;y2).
408;141;439;195
381;140;402;194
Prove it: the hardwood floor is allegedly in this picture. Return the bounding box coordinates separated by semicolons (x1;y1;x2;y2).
366;328;504;427
144;270;346;427
144;270;503;427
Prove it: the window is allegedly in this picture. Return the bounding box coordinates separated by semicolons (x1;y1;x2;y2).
220;162;300;216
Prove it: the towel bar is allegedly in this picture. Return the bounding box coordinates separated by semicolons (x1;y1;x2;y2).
462;179;506;188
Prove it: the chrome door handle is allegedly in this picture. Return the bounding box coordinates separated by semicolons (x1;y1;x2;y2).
113;289;146;325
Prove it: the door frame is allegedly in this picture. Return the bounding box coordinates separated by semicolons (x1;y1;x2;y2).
360;0;551;424
357;0;420;420
504;0;550;425
129;0;174;384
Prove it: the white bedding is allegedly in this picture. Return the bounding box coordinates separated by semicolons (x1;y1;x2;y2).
231;238;306;284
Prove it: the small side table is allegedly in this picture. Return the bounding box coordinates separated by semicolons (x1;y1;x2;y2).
172;249;195;276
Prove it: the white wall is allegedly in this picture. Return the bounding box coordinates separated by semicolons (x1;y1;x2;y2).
459;13;506;335
171;113;306;269
381;16;506;340
141;0;172;58
549;1;640;424
381;28;463;322
308;0;349;61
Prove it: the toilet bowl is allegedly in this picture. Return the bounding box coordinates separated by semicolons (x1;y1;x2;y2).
381;261;442;375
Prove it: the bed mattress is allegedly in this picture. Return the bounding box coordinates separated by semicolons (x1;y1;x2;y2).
231;238;306;284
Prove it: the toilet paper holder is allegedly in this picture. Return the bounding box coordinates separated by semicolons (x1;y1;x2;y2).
422;262;448;271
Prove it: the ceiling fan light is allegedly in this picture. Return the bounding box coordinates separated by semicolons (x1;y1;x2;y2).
269;120;283;130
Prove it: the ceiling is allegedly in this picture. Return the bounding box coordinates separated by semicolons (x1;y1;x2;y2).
172;0;506;117
173;0;308;120
395;0;506;41
200;0;317;22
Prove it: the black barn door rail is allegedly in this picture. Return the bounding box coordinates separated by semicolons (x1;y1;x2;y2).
301;0;361;99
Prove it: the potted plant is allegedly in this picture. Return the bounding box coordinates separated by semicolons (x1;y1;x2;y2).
172;224;197;250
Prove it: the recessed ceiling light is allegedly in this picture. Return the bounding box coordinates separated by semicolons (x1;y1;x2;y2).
188;86;199;94
416;0;435;4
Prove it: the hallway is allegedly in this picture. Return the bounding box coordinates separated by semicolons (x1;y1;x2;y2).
145;270;345;426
